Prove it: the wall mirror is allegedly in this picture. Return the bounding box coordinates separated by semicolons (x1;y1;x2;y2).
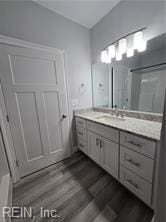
92;33;166;114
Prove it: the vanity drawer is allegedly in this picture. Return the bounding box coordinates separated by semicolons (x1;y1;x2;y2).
120;146;154;183
87;121;119;143
77;137;88;154
76;117;86;129
120;132;156;159
120;166;152;205
76;126;87;141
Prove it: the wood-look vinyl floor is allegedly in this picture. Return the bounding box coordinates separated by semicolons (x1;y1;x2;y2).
12;151;154;222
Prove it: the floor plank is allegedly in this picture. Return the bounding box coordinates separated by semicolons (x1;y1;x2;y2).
12;151;154;222
93;206;117;222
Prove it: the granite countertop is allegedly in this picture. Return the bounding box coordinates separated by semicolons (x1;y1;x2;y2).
75;111;162;141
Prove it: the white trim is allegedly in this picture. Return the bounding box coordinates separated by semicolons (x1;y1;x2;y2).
73;146;79;154
0;34;71;182
0;34;64;54
63;52;74;154
0;174;12;222
0;81;20;183
0;109;19;183
151;216;155;222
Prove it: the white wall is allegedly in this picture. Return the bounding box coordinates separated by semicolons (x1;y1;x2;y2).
91;0;166;63
0;0;92;117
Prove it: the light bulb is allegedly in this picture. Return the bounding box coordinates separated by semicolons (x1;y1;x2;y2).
101;50;108;63
119;38;127;54
106;56;111;64
108;45;115;58
127;48;134;57
134;31;143;49
116;52;122;61
137;41;147;52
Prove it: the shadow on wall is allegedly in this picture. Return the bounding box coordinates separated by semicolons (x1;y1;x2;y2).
154;90;166;222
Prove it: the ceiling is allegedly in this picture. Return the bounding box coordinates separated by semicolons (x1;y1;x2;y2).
34;0;121;29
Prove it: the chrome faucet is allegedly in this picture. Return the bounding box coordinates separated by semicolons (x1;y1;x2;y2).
112;105;119;117
115;107;119;117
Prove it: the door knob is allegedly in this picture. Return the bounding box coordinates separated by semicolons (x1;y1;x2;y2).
62;114;67;119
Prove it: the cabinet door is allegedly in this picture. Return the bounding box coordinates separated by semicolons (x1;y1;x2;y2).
101;137;119;179
87;131;100;164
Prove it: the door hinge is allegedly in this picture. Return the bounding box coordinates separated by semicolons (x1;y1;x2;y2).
16;159;19;167
6;115;9;122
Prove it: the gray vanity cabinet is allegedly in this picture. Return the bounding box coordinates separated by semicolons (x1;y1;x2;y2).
87;120;119;179
87;130;119;179
119;131;156;206
76;117;119;180
75;116;158;207
76;117;88;155
87;131;101;164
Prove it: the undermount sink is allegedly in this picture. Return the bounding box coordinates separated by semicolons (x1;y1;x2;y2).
95;115;125;123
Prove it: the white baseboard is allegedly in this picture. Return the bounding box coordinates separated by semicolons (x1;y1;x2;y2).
72;146;79;154
0;174;13;222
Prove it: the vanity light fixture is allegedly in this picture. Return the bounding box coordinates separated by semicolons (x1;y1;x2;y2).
101;50;108;63
133;31;143;49
119;38;127;54
100;28;146;63
116;51;122;61
134;31;147;52
108;45;115;58
127;48;134;57
106;57;112;64
137;41;147;52
101;50;111;63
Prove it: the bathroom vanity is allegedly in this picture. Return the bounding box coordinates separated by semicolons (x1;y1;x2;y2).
75;110;161;209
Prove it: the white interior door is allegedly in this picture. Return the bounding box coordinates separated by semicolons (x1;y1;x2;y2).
0;44;70;177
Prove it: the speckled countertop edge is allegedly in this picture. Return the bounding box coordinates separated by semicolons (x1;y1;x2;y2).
75;111;161;142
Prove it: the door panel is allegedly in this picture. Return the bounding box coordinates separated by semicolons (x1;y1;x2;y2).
0;44;70;177
43;91;63;153
87;131;100;164
9;54;57;84
101;137;119;179
16;92;44;161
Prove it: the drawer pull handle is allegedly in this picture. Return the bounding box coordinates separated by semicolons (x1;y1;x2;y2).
79;143;84;148
127;140;141;148
96;138;100;146
126;159;141;168
78;132;84;136
78;121;83;125
126;179;139;189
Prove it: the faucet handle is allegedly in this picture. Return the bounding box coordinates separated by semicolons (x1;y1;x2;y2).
112;104;117;109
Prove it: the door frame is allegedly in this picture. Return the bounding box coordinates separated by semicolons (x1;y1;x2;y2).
0;34;72;182
0;83;20;183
